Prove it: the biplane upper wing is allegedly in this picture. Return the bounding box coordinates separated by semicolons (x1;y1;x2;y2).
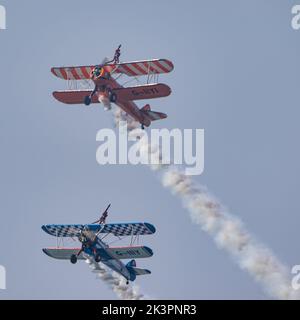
51;59;174;80
42;222;156;238
96;222;156;236
112;59;174;77
42;248;85;260
51;66;94;80
113;83;171;102
53;90;99;104
42;224;84;237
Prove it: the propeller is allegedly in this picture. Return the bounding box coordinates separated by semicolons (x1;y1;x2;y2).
73;204;111;260
96;56;110;68
86;46;121;105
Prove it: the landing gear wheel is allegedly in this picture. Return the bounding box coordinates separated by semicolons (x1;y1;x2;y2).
95;254;101;263
141;124;145;130
84;96;91;106
70;254;78;264
109;92;117;103
126;280;129;285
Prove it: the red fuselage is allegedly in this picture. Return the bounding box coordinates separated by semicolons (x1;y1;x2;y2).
93;77;151;127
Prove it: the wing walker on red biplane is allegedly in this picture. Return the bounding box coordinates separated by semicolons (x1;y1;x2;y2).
51;45;174;129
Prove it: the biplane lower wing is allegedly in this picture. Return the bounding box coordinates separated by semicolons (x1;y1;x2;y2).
106;246;153;260
42;246;152;261
51;59;174;80
42;248;85;260
113;83;171;102
42;222;156;238
53;90;99;104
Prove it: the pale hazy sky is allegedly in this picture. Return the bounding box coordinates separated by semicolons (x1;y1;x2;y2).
0;0;300;299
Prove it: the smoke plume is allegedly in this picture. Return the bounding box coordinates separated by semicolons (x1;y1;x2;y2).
85;257;147;300
112;108;299;300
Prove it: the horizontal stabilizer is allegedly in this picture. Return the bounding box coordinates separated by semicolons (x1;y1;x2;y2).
141;109;167;122
132;267;151;276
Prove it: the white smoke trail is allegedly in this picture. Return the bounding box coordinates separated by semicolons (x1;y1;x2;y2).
161;169;299;300
112;108;299;300
85;257;147;300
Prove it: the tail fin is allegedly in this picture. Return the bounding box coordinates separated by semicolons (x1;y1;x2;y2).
140;104;167;122
126;259;136;268
141;104;151;111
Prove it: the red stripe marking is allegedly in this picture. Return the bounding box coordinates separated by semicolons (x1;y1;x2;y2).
122;64;138;76
60;68;68;79
70;68;80;80
163;59;174;70
116;65;127;74
149;64;163;74
53;69;59;77
81;67;90;78
142;62;155;74
132;63;147;75
155;61;169;73
143;61;164;74
64;68;74;80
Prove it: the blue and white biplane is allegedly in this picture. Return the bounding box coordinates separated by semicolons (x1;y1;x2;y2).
42;205;155;284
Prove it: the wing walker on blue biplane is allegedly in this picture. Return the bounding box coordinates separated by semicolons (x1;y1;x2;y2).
42;204;156;284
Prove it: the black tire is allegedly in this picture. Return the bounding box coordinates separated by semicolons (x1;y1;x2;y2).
84;96;91;106
95;254;101;263
126;280;129;285
109;92;117;103
70;254;78;264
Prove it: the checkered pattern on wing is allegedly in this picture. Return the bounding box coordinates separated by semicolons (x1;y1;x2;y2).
45;225;84;237
101;223;151;236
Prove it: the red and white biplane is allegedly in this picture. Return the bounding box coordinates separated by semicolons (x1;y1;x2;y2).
51;45;173;129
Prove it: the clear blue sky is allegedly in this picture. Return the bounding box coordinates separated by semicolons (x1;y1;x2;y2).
0;0;300;299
